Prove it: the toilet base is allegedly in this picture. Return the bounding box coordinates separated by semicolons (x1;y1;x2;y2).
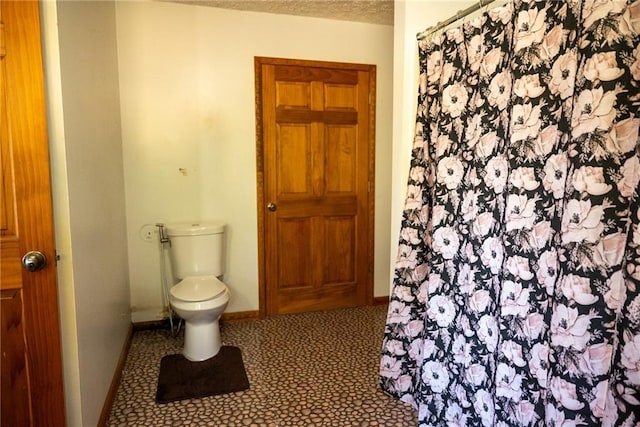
183;318;221;361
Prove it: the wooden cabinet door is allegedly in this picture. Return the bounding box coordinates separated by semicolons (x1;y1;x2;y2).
256;57;375;315
0;1;65;425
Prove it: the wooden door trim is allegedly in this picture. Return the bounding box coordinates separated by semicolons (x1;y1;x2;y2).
254;57;376;318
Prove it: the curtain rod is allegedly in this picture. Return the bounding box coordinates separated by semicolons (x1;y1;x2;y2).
416;0;502;40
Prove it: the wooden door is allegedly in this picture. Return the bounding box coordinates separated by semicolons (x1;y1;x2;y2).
256;57;375;316
0;1;66;425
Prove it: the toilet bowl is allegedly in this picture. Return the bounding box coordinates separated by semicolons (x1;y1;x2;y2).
169;275;230;361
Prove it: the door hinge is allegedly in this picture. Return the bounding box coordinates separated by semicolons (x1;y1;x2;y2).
55;250;61;265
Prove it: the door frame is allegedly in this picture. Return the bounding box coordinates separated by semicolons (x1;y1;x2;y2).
254;56;376;318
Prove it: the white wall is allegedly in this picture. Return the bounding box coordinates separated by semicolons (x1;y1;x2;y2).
390;0;476;290
42;1;131;426
116;1;395;322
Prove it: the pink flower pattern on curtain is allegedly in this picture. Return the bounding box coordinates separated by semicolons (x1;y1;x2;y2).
380;0;640;425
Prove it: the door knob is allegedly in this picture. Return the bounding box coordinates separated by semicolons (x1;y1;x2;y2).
22;251;47;272
267;203;277;212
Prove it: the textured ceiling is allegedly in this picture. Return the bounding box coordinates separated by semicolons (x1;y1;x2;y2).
160;0;394;25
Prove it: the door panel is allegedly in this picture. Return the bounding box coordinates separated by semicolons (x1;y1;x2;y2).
256;57;375;316
325;217;355;283
275;81;310;108
278;124;312;195
326;125;357;193
1;290;30;427
0;1;66;425
278;218;313;288
0;0;21;294
324;84;357;110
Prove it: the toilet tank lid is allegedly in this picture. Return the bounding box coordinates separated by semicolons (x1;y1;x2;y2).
165;221;225;236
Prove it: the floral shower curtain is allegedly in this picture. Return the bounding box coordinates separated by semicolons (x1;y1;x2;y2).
380;0;640;425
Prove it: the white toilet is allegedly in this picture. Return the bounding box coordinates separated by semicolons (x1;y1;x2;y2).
165;222;230;361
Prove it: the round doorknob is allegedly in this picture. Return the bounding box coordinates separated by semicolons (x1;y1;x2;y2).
22;251;47;272
267;203;277;212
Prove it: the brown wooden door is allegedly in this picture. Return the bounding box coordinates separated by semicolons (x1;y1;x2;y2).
0;1;66;425
256;57;375;316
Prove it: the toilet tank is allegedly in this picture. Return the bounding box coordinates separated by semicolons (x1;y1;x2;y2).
165;222;225;279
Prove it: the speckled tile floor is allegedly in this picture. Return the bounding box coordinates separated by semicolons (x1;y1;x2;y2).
107;305;417;426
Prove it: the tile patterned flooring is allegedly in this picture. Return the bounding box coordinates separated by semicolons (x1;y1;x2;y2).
107;305;417;426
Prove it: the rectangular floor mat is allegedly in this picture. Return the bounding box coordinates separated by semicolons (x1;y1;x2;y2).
155;346;249;403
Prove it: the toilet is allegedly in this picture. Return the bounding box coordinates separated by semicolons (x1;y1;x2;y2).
165;222;230;361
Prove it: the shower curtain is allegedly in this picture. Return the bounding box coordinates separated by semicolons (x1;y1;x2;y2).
380;0;640;425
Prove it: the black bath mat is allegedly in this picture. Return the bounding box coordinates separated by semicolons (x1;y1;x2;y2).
155;346;249;403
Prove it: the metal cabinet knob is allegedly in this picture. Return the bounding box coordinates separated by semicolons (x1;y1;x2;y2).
22;251;47;272
267;203;277;212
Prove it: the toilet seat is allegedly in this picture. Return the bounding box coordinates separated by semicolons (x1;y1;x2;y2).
170;275;227;302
